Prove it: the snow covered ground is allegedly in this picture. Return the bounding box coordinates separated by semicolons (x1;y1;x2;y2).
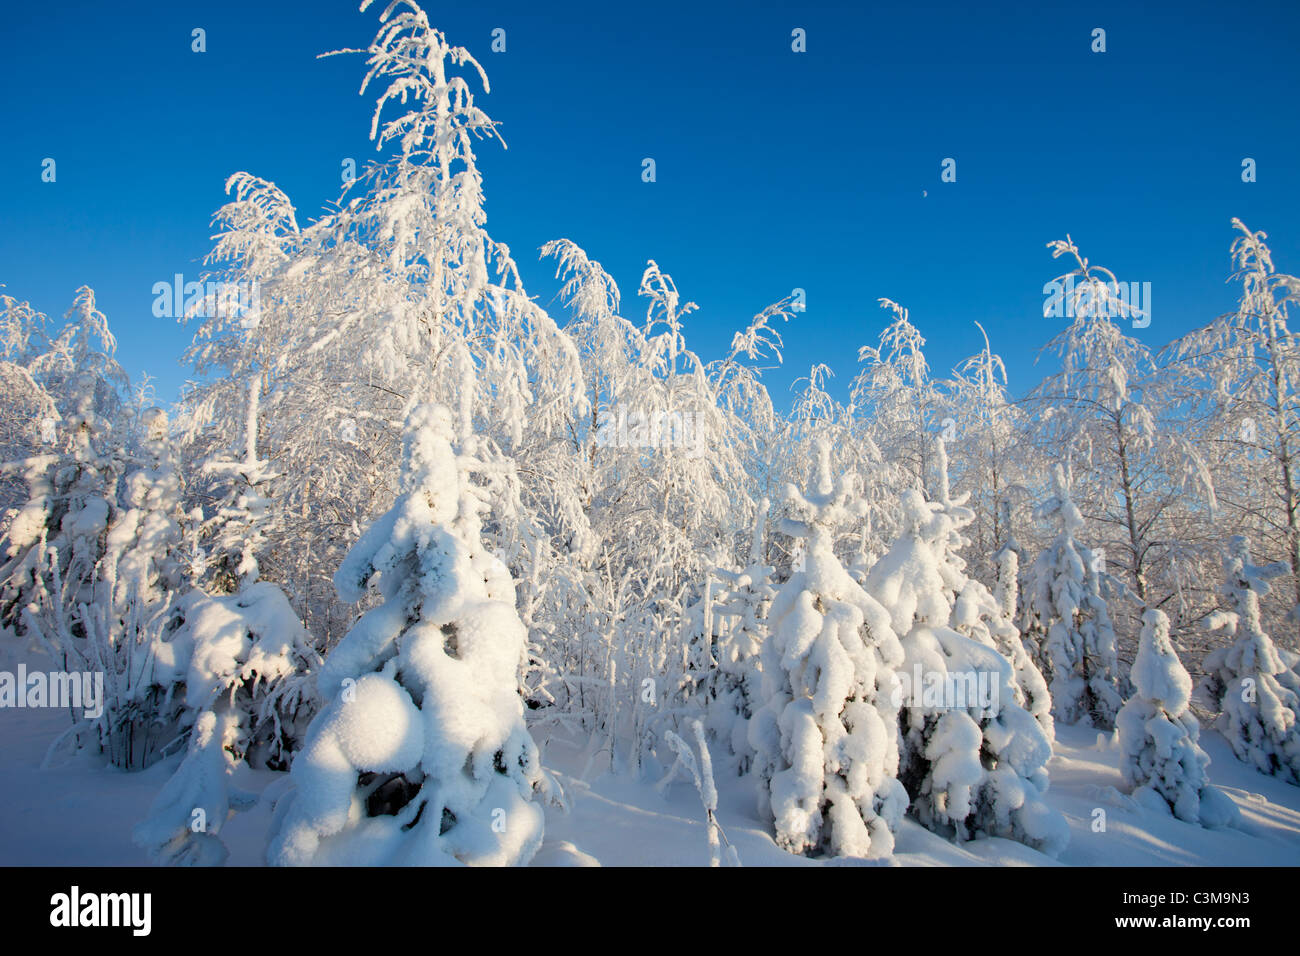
3;647;1297;867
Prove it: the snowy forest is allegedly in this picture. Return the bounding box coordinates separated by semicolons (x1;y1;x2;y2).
2;1;1299;868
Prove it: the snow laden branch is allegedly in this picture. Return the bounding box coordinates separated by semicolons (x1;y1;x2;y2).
656;719;740;866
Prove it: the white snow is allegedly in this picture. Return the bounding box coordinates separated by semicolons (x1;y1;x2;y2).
5;640;1298;868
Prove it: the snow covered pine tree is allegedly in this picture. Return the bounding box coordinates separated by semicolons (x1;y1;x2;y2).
748;440;908;858
1201;536;1300;785
865;449;1068;856
1117;609;1238;826
1024;464;1126;730
268;405;547;865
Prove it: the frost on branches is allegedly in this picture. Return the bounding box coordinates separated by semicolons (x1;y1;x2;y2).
267;405;547;866
865;454;1067;857
1025;465;1126;730
1201;537;1300;785
748;440;908;859
1116;609;1238;827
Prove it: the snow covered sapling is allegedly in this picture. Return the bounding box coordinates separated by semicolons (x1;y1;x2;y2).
865;465;1067;856
2;391;121;644
1201;537;1300;785
18;384;154;768
87;407;190;769
657;719;740;866
706;498;775;773
125;402;315;864
1116;609;1238;827
1026;464;1126;730
748;440;908;859
989;584;1054;739
133;581;319;865
268;405;548;865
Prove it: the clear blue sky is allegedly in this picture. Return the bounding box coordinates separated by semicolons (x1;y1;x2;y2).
2;0;1298;408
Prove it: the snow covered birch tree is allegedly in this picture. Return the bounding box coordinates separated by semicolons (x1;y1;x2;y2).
1165;220;1300;647
1032;237;1214;657
851;299;943;494
948;323;1034;585
1;288;129;640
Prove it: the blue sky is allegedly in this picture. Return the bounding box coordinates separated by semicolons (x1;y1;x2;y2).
2;0;1298;408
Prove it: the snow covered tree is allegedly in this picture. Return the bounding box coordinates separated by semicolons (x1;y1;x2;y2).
925;440;1054;741
948;323;1034;586
866;458;1068;856
1165;220;1300;646
1201;536;1300;784
1117;609;1238;826
705;498;774;773
1031;237;1212;620
133;404;318;865
988;545;1054;739
25;400;178;770
268;405;547;865
28;287;130;441
74;406;193;770
133;581;318;865
2;294;144;767
777;364;863;559
182;0;588;653
0;295;59;522
1024;464;1126;730
748;440;908;858
107;408;185;610
531;241;787;773
1;288;129;639
851;298;944;493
